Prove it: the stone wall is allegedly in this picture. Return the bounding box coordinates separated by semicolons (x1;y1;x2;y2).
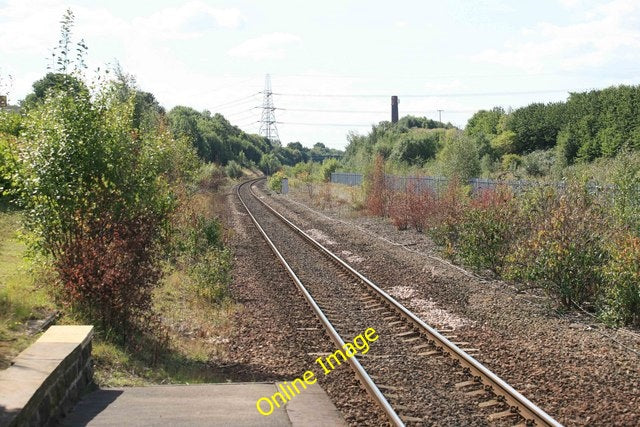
0;325;94;426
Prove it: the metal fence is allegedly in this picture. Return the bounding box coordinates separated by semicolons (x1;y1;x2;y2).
330;172;616;197
330;172;363;186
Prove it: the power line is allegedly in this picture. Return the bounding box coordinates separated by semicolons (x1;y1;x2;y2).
181;77;259;98
276;121;372;127
271;87;591;98
209;93;261;110
224;109;258;119
272;68;640;80
235;119;260;128
276;107;479;114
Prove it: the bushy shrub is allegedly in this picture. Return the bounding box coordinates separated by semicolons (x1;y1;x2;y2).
456;187;517;272
14;81;177;334
610;150;640;234
427;179;469;252
290;161;314;179
0;134;18;202
190;248;231;304
181;216;223;259
406;182;435;232
601;234;640;326
501;153;522;171
365;155;388;216
505;188;610;306
521;149;555;177
388;191;410;230
225;160;243;179
55;213;162;332
268;170;285;192
321;158;340;182
386;179;438;232
197;163;226;191
259;153;281;175
437;133;480;181
168;186;232;305
0;111;23;136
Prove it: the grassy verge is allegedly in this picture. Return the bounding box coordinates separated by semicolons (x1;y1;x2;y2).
1;177;236;384
0;207;55;369
90;185;236;386
91;267;235;386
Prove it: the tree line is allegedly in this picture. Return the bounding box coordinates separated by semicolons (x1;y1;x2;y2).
341;85;640;181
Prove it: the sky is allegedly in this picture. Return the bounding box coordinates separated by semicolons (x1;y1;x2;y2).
1;0;640;149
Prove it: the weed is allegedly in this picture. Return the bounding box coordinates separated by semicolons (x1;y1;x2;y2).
601;233;640;326
268;171;285;193
505;187;610;307
365;155;388;217
388;191;410;230
457;187;517;272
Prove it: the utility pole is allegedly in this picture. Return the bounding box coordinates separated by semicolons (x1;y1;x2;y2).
391;96;399;123
437;109;443;124
259;74;280;146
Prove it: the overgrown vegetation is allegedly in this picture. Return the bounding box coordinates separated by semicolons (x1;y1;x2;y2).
363;156;640;327
0;9;236;383
267;170;286;193
336;85;640;183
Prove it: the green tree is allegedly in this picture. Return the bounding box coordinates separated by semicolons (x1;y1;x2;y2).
168;106;210;160
259;153;282;175
490;130;516;157
507;102;566;153
390;128;440;165
465;107;505;139
23;73;88;108
321;158;340;181
437;132;480;180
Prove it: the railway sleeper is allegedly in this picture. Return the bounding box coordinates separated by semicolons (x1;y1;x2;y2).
455;380;480;389
400;415;425;423
478;399;500;408
488;409;520;421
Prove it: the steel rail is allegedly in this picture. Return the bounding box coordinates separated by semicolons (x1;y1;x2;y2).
236;179;404;427
247;178;562;427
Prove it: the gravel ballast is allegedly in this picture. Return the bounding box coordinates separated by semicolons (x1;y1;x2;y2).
260;182;640;426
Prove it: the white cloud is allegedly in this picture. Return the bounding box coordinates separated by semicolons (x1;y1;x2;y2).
557;0;584;8
0;0;67;54
0;0;244;55
228;32;302;60
474;0;640;72
132;1;243;41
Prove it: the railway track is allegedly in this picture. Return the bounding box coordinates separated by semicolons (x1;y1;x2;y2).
237;178;561;427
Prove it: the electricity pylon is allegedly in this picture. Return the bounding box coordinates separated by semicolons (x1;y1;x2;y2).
259;74;280;146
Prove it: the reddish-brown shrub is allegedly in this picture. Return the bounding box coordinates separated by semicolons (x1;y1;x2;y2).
55;213;163;334
406;180;436;232
388;191;410;230
365;155;388;217
428;178;469;247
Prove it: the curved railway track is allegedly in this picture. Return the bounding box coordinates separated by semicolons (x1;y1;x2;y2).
237;178;561;427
